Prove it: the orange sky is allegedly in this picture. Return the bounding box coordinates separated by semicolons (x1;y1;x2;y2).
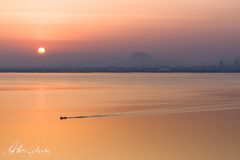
1;0;239;40
0;0;239;63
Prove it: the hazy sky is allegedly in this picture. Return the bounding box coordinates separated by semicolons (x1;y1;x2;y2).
0;0;240;66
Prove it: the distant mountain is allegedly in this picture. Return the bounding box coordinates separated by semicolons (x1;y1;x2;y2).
127;52;160;67
0;51;161;68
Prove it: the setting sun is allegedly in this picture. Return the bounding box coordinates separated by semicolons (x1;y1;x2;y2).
38;47;46;55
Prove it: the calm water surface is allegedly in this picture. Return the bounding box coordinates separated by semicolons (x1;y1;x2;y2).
0;73;240;160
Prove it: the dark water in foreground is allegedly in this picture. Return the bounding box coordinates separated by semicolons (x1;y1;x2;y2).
0;73;240;160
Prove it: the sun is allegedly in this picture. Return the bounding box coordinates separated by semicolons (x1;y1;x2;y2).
38;47;46;55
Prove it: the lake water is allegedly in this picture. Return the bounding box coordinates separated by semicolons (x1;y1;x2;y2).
0;73;240;160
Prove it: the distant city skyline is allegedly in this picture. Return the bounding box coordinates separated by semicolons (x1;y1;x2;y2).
0;52;240;73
